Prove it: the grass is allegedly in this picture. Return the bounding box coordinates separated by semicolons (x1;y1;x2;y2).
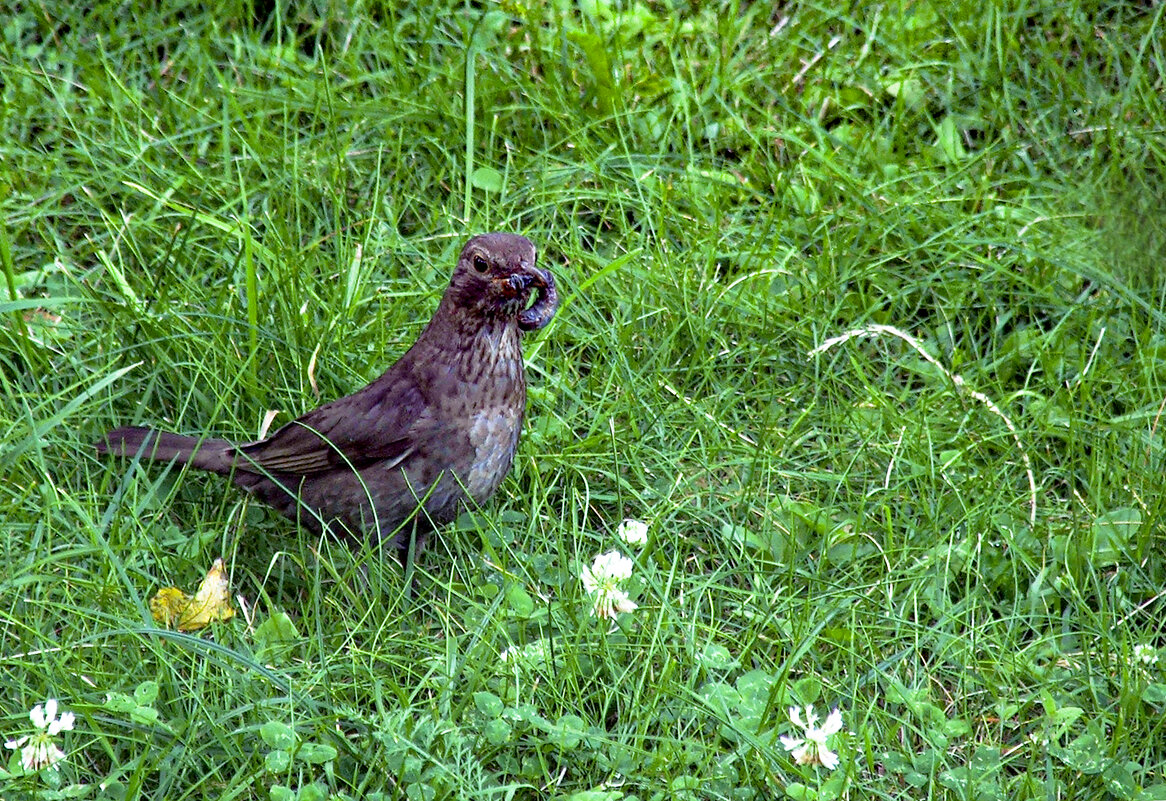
2;0;1165;798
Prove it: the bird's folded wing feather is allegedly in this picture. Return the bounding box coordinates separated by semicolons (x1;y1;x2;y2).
234;379;426;476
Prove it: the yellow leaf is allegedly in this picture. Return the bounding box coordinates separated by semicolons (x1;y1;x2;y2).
149;587;190;625
149;558;235;631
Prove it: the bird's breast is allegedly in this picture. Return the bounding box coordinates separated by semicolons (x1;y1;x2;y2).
464;406;523;500
433;320;526;502
460;323;523;384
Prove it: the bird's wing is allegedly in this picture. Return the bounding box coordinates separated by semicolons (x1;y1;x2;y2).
233;375;426;477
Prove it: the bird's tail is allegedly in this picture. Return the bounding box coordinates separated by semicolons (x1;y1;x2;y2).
96;426;235;474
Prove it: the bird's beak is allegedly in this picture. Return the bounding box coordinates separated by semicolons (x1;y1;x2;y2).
501;264;550;293
506;272;533;292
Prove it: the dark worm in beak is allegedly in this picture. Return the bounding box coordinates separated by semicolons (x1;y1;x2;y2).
517;267;558;331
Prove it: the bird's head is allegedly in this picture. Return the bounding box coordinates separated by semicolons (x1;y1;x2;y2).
444;233;558;331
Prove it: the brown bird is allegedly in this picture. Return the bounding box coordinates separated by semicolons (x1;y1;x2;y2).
97;233;557;561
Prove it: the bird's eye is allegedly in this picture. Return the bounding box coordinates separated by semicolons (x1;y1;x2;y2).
473;255;489;273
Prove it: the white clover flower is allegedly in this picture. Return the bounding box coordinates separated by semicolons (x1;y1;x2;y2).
581;551;634;590
580;550;638;619
779;705;843;770
594;586;638;619
616;519;649;547
5;698;75;772
1134;643;1159;666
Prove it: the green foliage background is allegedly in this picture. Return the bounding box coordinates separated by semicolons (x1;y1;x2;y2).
1;1;1164;799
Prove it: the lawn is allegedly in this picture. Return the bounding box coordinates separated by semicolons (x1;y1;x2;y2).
2;1;1165;799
